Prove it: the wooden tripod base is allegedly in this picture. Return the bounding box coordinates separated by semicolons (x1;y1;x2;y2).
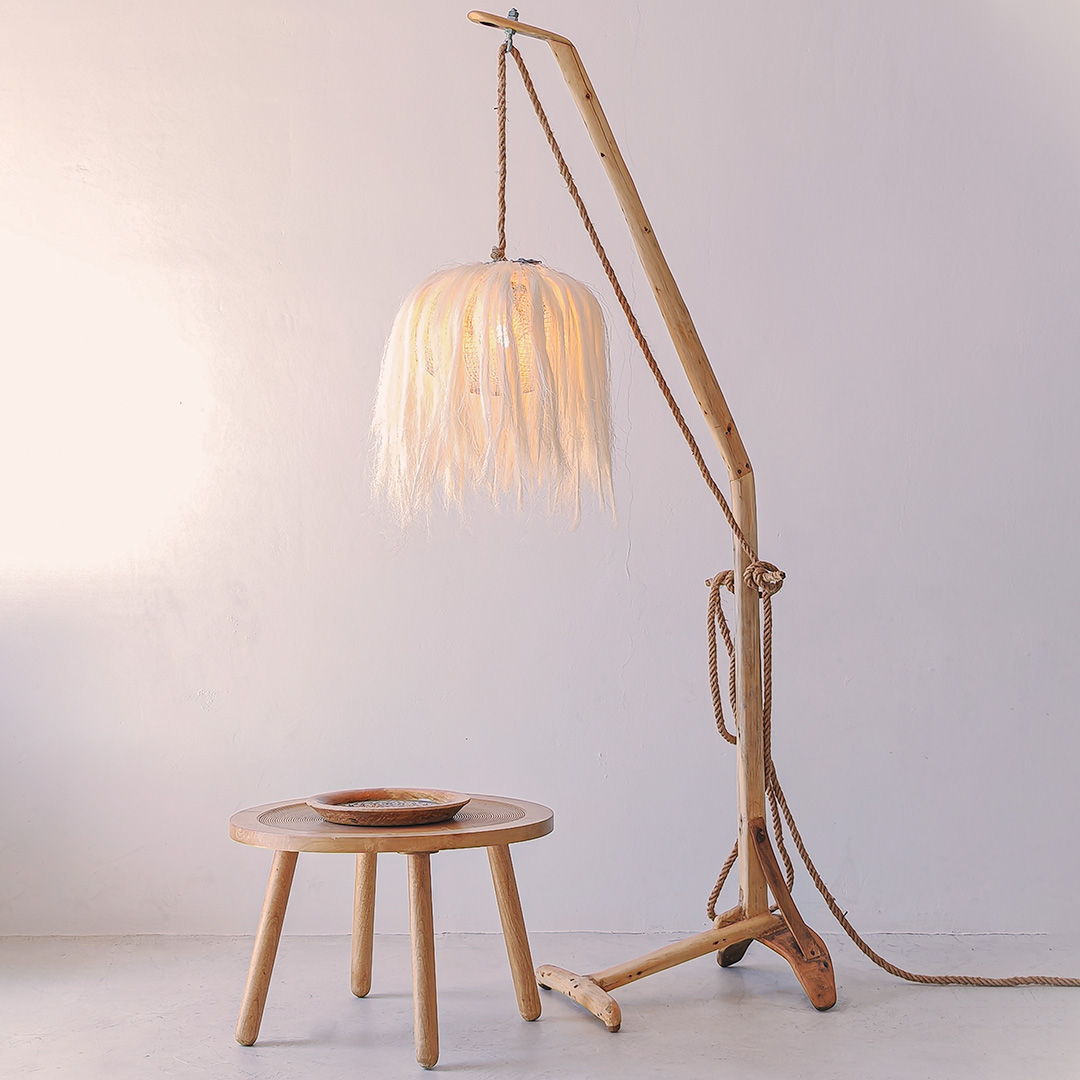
536;910;834;1031
537;818;836;1030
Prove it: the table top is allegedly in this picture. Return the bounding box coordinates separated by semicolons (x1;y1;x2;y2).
230;794;553;854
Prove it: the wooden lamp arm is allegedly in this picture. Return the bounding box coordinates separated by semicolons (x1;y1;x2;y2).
468;10;769;919
468;10;750;482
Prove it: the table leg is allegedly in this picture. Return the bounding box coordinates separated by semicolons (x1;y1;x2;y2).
351;852;377;997
235;849;298;1046
487;844;542;1021
407;852;438;1069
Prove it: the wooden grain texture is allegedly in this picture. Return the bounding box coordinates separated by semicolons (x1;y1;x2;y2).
744;817;836;1009
758;922;837;1011
588;913;777;991
732;474;768;917
467;9;573;46
535;966;621;1032
548;45;751;483
487;844;542;1021
407;853;439;1069
747;816;818;959
351;852;377;997
235;850;297;1046
229;795;553;854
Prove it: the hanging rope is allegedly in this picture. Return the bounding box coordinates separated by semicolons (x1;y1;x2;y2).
490;42;509;261
706;572;738;746
497;38;1080;990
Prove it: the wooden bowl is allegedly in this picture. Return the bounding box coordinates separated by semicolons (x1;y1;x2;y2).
306;788;471;827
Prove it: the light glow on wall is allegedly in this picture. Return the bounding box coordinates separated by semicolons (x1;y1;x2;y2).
0;232;211;573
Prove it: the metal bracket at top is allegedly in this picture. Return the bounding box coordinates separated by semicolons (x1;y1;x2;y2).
504;8;519;50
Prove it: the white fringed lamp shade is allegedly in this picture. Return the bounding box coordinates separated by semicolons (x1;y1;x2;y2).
371;260;614;522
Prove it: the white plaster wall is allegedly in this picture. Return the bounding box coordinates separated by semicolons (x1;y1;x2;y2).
1;0;1078;938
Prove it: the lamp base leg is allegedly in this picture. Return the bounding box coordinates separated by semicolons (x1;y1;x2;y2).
717;938;755;967
537;823;837;1029
758;921;837;1010
713;904;755;967
536;966;621;1031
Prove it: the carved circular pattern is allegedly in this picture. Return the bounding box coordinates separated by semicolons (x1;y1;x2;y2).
455;800;527;826
259;806;322;828
258;798;526;831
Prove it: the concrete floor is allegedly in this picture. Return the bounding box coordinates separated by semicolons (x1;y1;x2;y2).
2;932;1078;1079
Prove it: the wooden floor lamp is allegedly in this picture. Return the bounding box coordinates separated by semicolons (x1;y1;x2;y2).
462;10;837;1031
375;9;1078;1033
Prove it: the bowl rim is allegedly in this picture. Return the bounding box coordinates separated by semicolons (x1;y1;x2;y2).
306;787;471;813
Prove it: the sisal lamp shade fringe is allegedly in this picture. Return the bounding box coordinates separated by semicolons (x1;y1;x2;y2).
371;260;614;523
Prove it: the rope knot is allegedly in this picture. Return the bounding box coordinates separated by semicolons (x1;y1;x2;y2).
706;570;736;594
744;561;785;597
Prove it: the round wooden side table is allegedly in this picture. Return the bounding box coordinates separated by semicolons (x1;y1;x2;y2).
229;794;554;1069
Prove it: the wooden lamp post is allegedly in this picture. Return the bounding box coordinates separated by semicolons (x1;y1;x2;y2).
464;10;836;1030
